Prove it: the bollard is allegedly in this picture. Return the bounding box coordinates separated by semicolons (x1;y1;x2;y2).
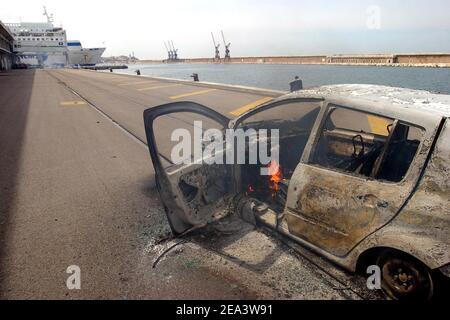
289;76;303;92
191;73;199;82
135;69;141;76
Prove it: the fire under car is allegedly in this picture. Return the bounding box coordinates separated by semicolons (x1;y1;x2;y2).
143;84;450;300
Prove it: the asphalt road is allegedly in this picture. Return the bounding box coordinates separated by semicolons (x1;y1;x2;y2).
0;69;380;300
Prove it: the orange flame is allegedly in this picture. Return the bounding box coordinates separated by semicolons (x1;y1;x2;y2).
268;161;283;193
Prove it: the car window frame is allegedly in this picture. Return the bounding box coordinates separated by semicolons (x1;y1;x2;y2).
301;101;427;186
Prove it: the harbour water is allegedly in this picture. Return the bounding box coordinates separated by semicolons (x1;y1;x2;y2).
120;63;450;94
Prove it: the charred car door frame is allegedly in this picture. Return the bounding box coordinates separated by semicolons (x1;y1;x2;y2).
284;99;443;257
144;102;231;235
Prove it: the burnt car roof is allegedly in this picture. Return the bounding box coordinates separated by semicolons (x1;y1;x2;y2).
282;84;450;118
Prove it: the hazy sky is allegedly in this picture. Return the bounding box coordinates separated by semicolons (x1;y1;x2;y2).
1;0;450;59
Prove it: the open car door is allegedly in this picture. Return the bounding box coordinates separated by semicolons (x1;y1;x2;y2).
143;102;233;235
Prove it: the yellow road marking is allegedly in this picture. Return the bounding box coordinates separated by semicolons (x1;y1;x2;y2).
229;97;274;116
60;101;87;107
138;84;181;91
118;81;157;86
367;115;392;136
170;89;217;100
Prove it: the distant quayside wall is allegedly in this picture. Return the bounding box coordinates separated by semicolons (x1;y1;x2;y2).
139;53;450;67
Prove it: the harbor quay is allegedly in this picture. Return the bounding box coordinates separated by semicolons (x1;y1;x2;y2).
2;69;378;300
138;53;450;68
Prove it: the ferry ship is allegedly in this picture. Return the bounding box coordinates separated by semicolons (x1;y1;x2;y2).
6;7;106;68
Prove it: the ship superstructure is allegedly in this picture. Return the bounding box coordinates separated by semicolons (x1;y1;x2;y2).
6;7;68;68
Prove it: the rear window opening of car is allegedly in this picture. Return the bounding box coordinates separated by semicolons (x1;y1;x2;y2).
311;105;424;183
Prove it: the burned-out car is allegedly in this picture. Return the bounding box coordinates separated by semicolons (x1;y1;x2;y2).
144;84;449;300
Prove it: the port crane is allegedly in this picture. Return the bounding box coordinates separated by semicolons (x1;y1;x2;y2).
164;42;172;61
211;32;221;61
221;30;231;61
170;40;179;60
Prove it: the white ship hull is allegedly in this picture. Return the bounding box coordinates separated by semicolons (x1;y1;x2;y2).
18;52;67;68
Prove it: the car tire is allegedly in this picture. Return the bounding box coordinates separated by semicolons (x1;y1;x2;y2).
377;250;434;301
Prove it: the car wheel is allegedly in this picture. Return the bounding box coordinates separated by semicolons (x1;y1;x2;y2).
377;251;434;301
